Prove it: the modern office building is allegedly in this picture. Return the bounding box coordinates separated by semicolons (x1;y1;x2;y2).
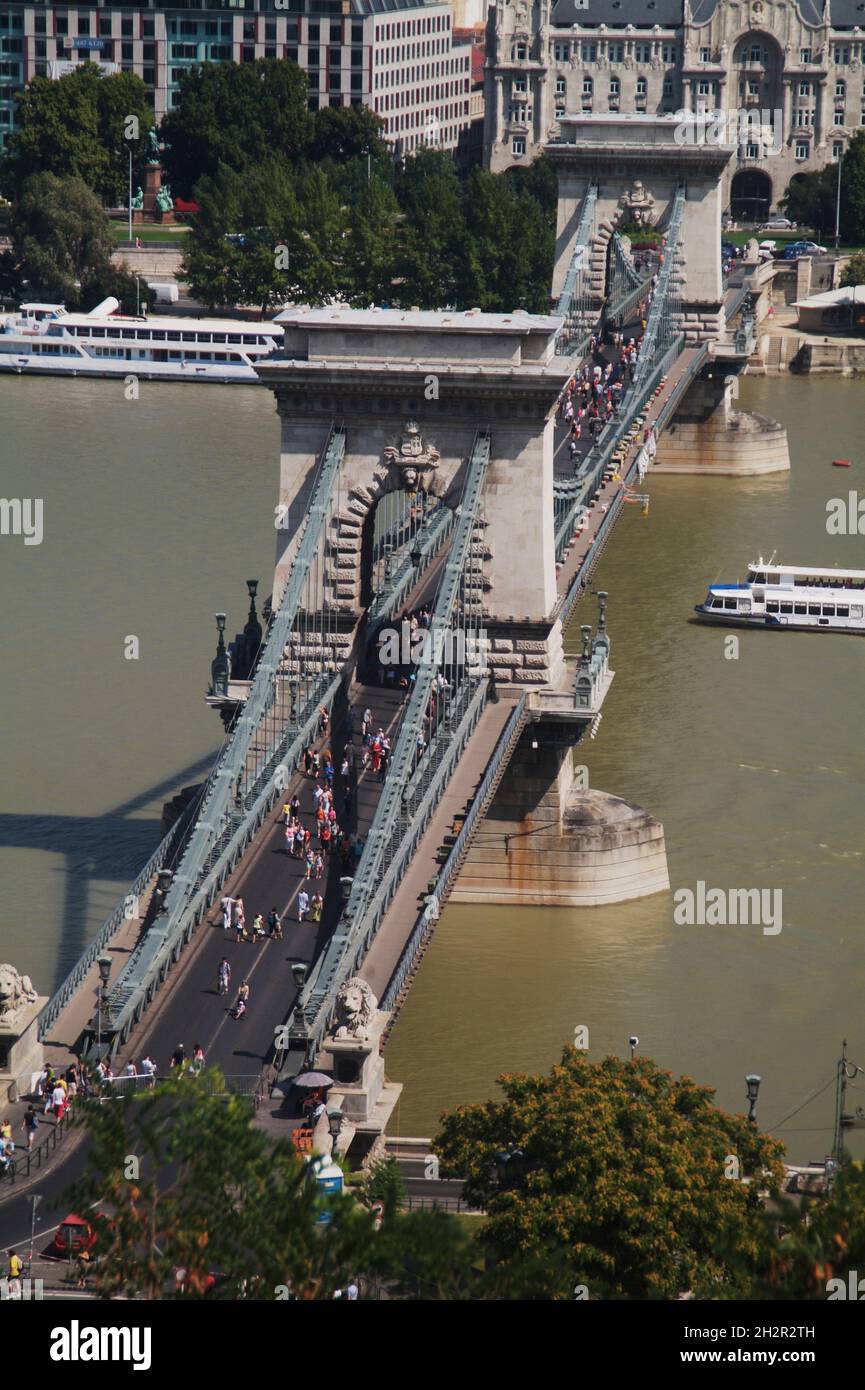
0;0;473;157
484;0;865;218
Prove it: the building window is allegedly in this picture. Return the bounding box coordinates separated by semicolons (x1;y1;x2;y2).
308;47;320;66
609;77;620;97
636;77;647;97
634;42;650;63
745;142;759;158
121;18;133;38
662;43;676;63
555;104;565;118
800;47;812;64
512;136;525;154
513;76;527;93
582;76;592;96
836;80;846;99
122;42;133;61
795;140;809;158
835;46;850;65
78;17;90;36
663;77;673;97
553;41;569;62
698;79;711;96
512;43;526;60
143;66;154;85
608;43;624;64
799;81;812;96
265;21;276;41
555;76;565;95
834;140;845;157
581;42;596;63
835;109;845;125
747;80;759;98
700;46;711;63
241;45;254;63
749;44;762;62
56;17;67;35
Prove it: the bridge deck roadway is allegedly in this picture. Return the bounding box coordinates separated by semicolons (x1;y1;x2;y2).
554;343;705;614
101;682;408;1082
359;696;520;1001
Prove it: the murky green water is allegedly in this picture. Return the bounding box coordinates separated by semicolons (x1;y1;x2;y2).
1;371;862;1162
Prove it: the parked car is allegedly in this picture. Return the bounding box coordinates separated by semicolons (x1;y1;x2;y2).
51;1213;99;1258
782;239;826;259
762;216;794;230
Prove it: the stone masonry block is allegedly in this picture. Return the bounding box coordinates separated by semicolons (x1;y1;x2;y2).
513;669;548;683
515;640;548;653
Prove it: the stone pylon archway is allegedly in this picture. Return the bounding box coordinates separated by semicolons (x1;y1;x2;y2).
258;306;569;687
547;114;733;340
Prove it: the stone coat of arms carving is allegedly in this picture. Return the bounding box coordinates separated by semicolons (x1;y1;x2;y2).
384;422;440;489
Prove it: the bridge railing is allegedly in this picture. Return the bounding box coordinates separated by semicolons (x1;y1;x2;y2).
380;691;528;1013
37;792;200;1041
289;429;493;1055
554;184;598;357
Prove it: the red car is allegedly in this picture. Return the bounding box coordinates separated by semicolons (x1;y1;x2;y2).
51;1213;98;1258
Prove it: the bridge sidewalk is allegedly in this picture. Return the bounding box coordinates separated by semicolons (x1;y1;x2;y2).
360;698;518;1001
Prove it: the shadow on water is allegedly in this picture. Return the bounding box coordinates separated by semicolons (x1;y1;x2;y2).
0;751;219;994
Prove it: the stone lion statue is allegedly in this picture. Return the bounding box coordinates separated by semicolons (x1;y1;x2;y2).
0;965;37;1027
333;976;377;1041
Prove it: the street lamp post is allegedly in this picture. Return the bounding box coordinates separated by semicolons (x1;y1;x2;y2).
327;1107;344;1157
96;953;112;1053
128;145;133;246
746;1073;761;1125
834;150;843;252
629;1034;639;1061
28;1194;42;1276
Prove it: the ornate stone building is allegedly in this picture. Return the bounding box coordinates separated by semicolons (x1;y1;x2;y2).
485;0;865;218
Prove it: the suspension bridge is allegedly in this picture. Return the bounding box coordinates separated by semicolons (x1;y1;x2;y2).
10;123;766;1169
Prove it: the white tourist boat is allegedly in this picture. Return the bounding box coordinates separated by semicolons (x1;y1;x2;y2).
0;299;284;383
695;560;865;634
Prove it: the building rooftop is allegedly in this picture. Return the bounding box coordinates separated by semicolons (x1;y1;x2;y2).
793;285;865;308
273;305;561;332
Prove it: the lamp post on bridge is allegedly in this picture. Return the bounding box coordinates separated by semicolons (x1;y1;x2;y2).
95;953;112;1055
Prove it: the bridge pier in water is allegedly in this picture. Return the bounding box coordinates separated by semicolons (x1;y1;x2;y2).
652;366;790;476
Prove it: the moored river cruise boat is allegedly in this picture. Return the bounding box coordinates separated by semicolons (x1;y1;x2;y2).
0;298;284;383
695;561;865;634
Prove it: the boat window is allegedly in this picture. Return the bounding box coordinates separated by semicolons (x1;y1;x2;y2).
766;573;780;583
819;618;829;626
710;598;723;608
167;332;181;342
228;334;241;343
213;333;226;343
822;605;836;617
168;351;181;359
766;601;779;613
723;598;737;610
151;331;165;341
794;603;807;615
107;329;121;338
198;333;211;344
780;603;793;614
851;606;863;618
837;606;850;618
808;604;821;616
91;327;105;337
751;572;766;583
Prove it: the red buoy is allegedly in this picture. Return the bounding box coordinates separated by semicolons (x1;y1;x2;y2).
832;459;852;467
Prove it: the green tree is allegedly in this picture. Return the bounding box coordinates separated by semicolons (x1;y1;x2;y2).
839;131;865;246
395;148;471;307
66;1072;380;1299
362;1154;406;1220
4;172;141;310
434;1046;786;1300
159;60;312;200
840;250;865;286
781;170;835;239
462;167;554;312
184;160;345;313
308;104;388;165
341;174;400;305
0;66;153;203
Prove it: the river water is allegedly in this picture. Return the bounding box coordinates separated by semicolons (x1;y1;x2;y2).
1;372;862;1161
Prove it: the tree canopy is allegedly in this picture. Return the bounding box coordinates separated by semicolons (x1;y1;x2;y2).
159;60;313;200
434;1046;786;1299
0;172;144;311
0;66;153;204
781;133;865;245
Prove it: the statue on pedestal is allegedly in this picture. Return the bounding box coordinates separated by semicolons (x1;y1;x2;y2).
0;965;37;1027
130;185;144;211
333;977;377;1041
156;184;174;213
146;127;161;164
